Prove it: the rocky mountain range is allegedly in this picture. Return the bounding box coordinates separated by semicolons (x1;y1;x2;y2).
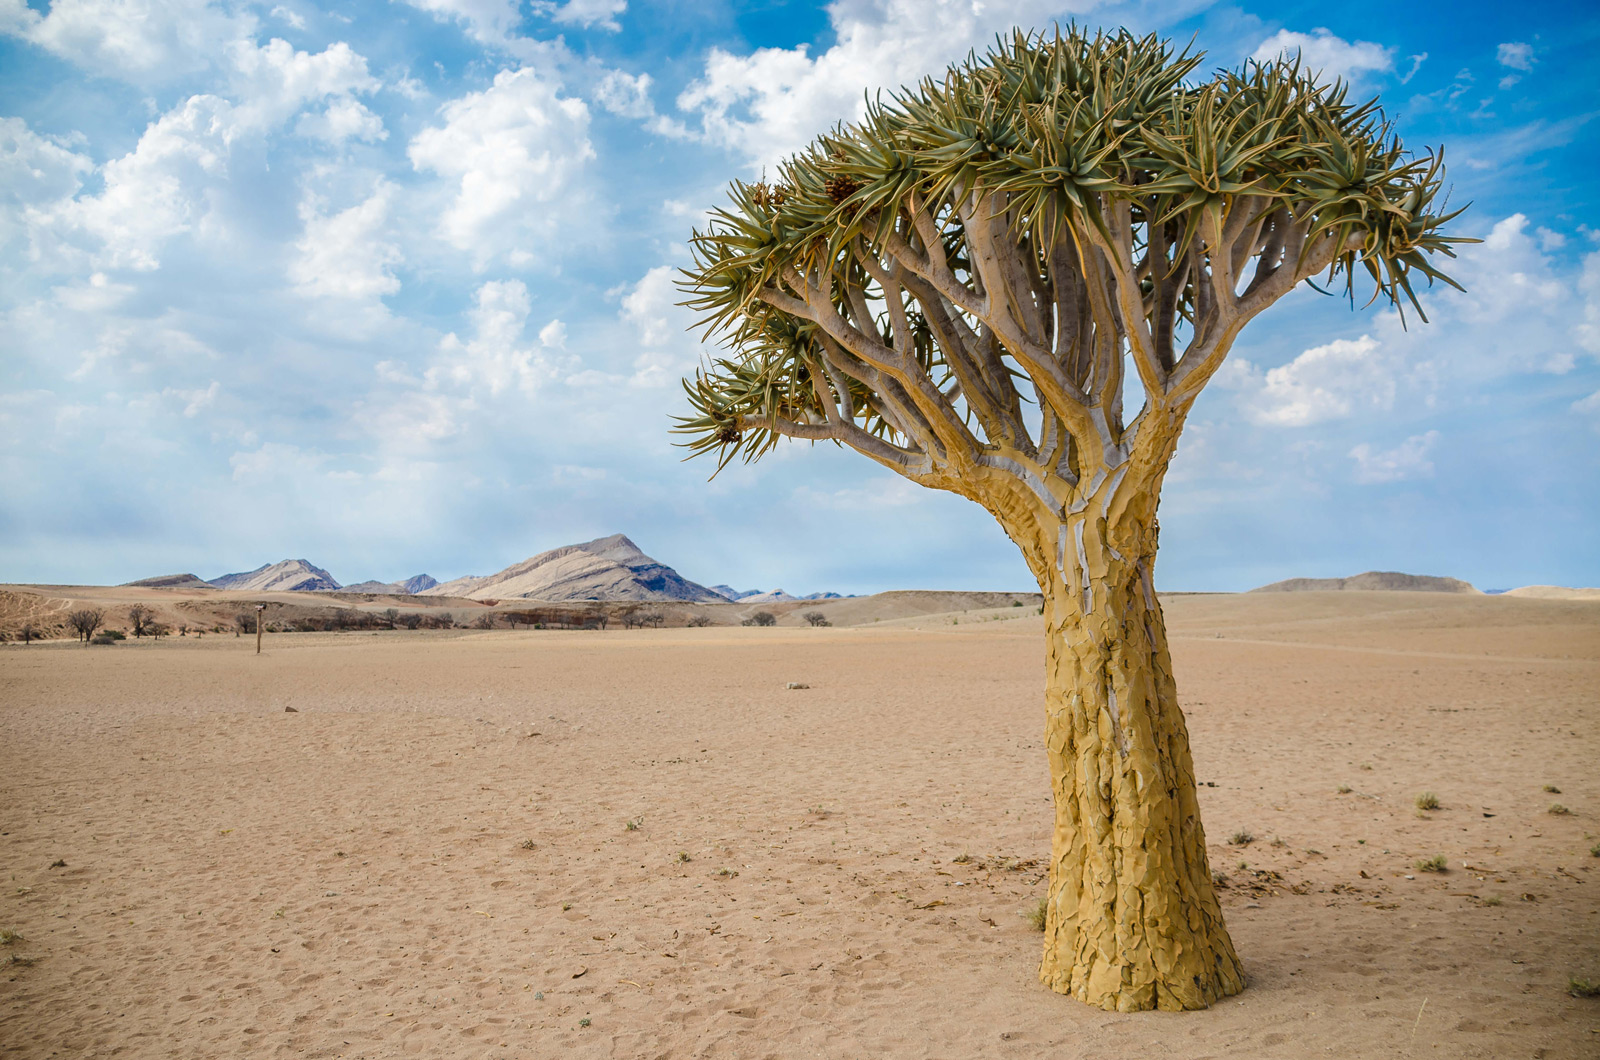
343;574;439;595
126;535;846;602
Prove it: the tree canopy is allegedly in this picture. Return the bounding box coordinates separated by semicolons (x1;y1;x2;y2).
676;26;1470;497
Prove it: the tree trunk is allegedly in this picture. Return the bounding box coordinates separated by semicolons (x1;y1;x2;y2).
1017;504;1243;1011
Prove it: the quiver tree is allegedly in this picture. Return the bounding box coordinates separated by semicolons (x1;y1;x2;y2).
677;27;1469;1012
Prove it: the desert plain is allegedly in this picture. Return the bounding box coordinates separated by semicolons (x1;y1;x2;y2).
0;589;1597;1058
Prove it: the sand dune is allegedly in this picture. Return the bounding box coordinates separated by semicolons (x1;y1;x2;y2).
0;591;1595;1058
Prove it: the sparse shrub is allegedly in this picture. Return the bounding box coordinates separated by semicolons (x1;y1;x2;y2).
1336;784;1352;794
741;611;777;627
1229;830;1254;846
1590;842;1600;858
1415;792;1440;811
1482;895;1502;906
677;851;692;863
1569;977;1600;998
1027;898;1048;932
519;839;536;850
1548;803;1571;816
952;852;972;864
578;1018;591;1028
1416;854;1448;873
90;633;116;646
687;614;713;627
0;928;21;945
1012;600;1023;607
802;611;831;627
716;868;738;878
1544;784;1561;794
624;817;642;832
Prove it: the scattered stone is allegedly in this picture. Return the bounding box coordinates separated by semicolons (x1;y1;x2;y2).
785;682;810;690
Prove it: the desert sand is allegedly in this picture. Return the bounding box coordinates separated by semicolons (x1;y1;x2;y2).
1;591;1596;1058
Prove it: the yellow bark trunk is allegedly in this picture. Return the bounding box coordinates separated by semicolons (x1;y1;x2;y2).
1006;502;1243;1011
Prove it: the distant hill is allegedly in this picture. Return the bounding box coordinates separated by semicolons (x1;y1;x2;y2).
1251;571;1479;594
341;574;438;596
1502;585;1600;600
123;573;211;589
421;534;723;603
208;559;341;593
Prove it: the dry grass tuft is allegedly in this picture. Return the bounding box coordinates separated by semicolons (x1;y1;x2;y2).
1416;854;1449;873
0;928;21;945
1543;784;1561;794
1547;803;1571;816
1229;830;1255;846
1026;898;1048;932
1336;784;1352;794
1415;792;1440;811
1568;977;1600;998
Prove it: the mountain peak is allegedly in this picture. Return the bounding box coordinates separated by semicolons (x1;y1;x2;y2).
208;559;341;593
422;534;721;603
573;533;653;568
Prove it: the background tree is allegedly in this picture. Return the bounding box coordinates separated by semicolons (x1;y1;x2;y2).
128;604;152;638
741;611;777;627
678;27;1468;1012
383;607;400;629
19;622;37;645
802;610;832;627
68;608;104;644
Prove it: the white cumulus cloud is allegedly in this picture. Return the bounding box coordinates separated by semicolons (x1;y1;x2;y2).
408;67;594;268
535;0;626;32
673;0;1102;171
0;0;256;83
290;182;402;301
1221;335;1394;426
1349;430;1439;484
1251;28;1393;84
1496;42;1535;71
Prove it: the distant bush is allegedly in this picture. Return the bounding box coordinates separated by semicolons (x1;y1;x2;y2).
90;633;117;646
742;611;777;627
399;613;422;630
802;611;831;627
686;615;713;627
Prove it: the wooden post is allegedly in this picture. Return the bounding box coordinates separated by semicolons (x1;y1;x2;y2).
256;604;266;655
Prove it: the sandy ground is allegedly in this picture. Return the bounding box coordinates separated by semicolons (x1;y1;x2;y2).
0;591;1596;1059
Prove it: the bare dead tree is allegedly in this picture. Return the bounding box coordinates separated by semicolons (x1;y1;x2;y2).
68;608;104;644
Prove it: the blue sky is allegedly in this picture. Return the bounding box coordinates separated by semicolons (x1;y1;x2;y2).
2;0;1597;594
